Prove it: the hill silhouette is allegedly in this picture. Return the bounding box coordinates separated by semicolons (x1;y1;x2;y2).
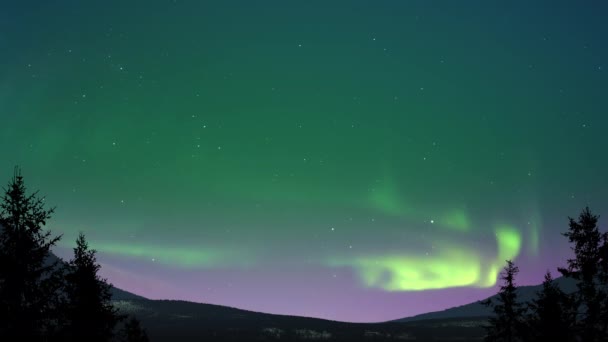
110;297;488;341
16;240;593;340
101;275;583;341
394;276;578;323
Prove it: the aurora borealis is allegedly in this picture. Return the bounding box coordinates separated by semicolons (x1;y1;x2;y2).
1;1;607;322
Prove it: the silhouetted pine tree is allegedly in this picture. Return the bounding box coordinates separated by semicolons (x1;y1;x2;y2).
558;207;607;341
62;233;123;341
120;317;149;342
526;271;576;341
482;260;526;342
599;231;608;337
0;167;63;339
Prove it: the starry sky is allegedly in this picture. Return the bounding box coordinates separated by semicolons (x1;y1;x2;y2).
1;0;607;323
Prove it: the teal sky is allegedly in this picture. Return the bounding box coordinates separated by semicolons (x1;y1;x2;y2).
1;1;607;322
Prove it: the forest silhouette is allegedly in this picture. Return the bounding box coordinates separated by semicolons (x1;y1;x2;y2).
0;167;148;341
483;207;608;341
0;167;606;341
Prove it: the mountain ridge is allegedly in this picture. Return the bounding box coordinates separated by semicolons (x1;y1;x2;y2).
393;276;578;322
44;250;581;341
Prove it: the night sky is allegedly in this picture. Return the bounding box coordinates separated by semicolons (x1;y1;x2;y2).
1;1;607;322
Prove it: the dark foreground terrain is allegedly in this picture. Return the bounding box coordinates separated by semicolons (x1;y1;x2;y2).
110;276;581;341
114;298;487;341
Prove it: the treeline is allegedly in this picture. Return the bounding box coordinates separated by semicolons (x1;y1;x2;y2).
0;168;149;341
484;207;608;341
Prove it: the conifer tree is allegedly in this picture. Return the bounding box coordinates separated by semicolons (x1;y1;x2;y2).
63;233;123;341
482;260;526;342
599;232;608;336
0;167;63;339
526;271;576;341
558;207;607;340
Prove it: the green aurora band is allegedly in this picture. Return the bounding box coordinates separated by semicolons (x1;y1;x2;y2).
329;224;521;291
75;241;254;269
